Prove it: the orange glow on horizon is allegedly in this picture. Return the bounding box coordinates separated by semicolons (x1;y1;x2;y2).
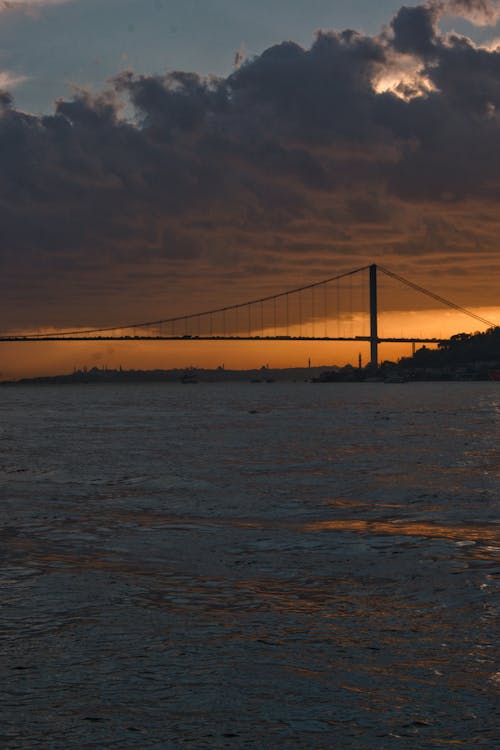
1;306;499;380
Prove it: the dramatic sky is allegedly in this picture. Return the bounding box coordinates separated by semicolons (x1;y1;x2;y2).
2;0;500;376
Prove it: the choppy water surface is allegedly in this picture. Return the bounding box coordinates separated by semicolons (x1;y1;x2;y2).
1;382;498;749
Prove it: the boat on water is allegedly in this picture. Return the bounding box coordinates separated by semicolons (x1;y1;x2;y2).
488;370;500;381
181;370;198;384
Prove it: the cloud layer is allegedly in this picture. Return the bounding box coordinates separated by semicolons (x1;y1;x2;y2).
2;0;500;330
0;0;71;13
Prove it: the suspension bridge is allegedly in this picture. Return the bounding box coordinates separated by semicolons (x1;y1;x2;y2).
1;264;495;368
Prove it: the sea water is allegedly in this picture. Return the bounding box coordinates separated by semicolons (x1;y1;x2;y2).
1;382;498;748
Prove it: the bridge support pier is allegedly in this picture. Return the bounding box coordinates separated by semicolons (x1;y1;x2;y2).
369;264;379;370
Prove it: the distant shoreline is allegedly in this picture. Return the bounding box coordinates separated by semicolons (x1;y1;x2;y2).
1;364;497;386
4;329;500;385
0;366;323;386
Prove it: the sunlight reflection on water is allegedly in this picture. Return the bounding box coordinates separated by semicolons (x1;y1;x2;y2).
1;382;498;748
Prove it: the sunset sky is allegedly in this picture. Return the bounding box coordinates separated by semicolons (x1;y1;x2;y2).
2;0;500;378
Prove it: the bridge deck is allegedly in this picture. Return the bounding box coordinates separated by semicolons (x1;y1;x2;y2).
0;335;442;344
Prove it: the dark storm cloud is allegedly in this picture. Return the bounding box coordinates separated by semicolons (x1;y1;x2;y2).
2;0;500;328
390;1;500;59
391;4;439;57
0;89;12;108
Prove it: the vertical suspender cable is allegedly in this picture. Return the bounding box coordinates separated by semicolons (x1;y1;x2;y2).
312;286;315;338
299;291;302;337
324;283;328;338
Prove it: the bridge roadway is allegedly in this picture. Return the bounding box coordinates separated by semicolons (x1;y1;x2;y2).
0;335;442;344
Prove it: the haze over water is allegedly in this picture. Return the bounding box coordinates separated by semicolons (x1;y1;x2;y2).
1;382;499;748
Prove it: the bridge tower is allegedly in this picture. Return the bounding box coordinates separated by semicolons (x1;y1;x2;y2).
369;264;379;370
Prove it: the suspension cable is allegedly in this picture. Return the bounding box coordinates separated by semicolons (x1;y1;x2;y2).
378;265;496;329
16;266;371;339
8;263;496;339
